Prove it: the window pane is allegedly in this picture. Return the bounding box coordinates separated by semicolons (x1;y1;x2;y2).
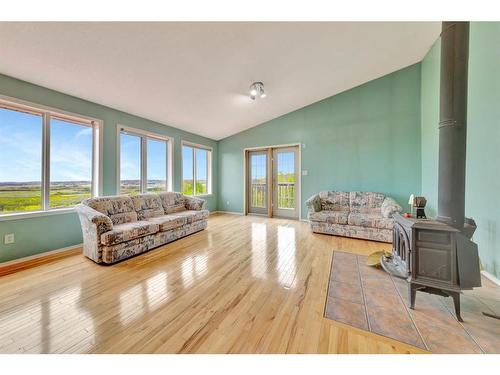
147;138;167;192
50;118;93;208
120;133;141;195
182;146;193;195
195;148;208;195
0;108;43;213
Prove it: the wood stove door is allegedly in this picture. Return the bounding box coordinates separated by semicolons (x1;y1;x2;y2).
393;222;411;276
412;229;457;288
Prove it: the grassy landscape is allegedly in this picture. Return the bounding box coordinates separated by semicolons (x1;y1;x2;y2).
182;179;207;196
0;182;91;213
1;179;173;213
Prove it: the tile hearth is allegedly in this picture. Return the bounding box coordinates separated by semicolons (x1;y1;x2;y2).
324;251;500;353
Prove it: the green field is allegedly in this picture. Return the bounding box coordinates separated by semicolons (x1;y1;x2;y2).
0;183;91;213
182;180;207;196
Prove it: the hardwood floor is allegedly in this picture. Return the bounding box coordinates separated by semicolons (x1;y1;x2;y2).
0;213;427;354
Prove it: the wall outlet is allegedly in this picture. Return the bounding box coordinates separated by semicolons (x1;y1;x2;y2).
4;233;15;245
302;170;308;176
302;143;306;149
226;201;230;205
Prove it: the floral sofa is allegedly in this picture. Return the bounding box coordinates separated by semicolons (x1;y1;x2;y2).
305;191;402;243
76;192;208;264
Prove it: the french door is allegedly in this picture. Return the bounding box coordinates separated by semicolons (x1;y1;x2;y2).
272;147;299;219
247;150;269;215
246;146;299;219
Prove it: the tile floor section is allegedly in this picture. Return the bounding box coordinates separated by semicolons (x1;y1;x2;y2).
324;251;500;353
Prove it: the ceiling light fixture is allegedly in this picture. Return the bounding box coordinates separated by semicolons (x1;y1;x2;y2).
249;82;266;100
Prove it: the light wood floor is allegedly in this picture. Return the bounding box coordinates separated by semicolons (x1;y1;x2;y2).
0;213;428;354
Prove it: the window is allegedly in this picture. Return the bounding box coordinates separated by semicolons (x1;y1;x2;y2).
0;97;101;216
182;142;212;196
118;126;171;195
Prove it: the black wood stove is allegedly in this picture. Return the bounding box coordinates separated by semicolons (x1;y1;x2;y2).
381;21;482;321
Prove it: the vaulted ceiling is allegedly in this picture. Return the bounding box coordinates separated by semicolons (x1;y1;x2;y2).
0;22;440;140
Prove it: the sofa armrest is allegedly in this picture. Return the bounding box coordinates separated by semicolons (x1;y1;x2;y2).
184;196;206;211
306;194;321;214
381;197;402;218
75;204;113;263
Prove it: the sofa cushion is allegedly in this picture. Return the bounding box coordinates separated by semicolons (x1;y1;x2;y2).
347;213;394;230
319;191;349;211
83;196;137;225
309;211;349;224
130;193;164;220
171;209;209;224
147;215;188;231
349;192;386;214
157;192;187;214
100;221;159;246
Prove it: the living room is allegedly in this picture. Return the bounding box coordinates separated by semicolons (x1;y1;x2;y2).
0;0;499;372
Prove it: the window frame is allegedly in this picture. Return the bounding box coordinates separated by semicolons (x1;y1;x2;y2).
181;140;213;197
116;125;173;195
0;95;103;220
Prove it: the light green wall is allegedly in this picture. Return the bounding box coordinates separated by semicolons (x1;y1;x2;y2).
420;38;440;219
0;73;218;263
218;64;422;219
420;22;500;278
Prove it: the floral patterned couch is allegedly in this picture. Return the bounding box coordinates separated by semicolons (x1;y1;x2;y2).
305;191;402;243
76;192;208;264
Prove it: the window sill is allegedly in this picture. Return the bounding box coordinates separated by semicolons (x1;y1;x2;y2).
0;207;76;222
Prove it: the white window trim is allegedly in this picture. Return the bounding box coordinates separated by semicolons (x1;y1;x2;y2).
116;125;174;194
181;140;213;197
0;95;103;220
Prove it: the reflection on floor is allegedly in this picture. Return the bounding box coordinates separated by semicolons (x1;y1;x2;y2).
325;251;500;353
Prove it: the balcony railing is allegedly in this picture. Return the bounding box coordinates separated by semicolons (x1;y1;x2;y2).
251;182;295;209
277;182;295;209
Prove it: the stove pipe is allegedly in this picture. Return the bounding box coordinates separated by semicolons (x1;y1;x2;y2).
437;21;470;230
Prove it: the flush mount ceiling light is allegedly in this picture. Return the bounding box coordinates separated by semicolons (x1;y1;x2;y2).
249;81;266;100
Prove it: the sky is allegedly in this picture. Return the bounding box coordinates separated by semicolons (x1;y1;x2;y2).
182;145;207;182
120;133;169;182
0;108;93;183
1;106;214;186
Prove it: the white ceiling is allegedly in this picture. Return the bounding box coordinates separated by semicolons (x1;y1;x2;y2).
0;22;440;140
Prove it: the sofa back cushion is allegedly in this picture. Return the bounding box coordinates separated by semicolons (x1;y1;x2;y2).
349;192;386;214
82;196;137;225
157;192;186;214
130;193;164;220
319;191;350;211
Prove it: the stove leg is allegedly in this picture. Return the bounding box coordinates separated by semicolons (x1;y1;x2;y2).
451;292;463;322
409;284;417;309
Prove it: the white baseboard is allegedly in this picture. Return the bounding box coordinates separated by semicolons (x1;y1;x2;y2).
212;210;244;215
481;270;500;286
0;243;82;267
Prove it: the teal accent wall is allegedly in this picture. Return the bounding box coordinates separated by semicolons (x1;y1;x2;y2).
420;38;441;218
420;22;500;278
218;64;422;219
0;73;218;263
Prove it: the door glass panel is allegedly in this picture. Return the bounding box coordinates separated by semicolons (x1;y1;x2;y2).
120;133;141;195
250;154;267;208
276;151;295;209
147;138;167;192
